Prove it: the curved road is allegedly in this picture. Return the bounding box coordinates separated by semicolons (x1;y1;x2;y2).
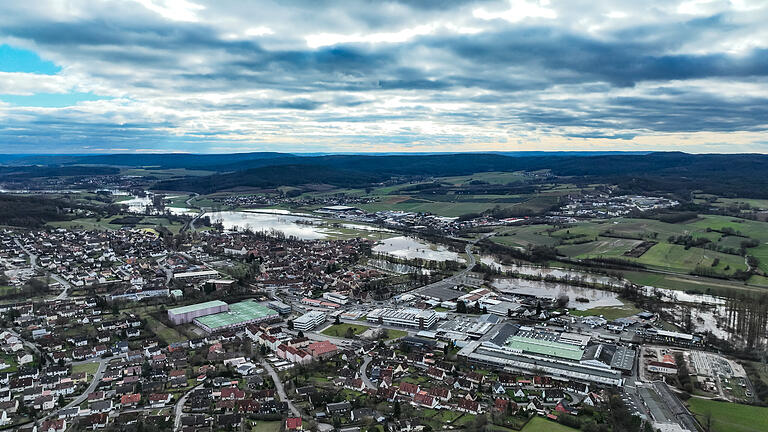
173;383;204;431
39;358;108;424
360;356;375;389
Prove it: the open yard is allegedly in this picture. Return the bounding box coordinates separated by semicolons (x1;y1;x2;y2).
687;397;768;432
569;302;641;320
521;416;579;432
72;362;99;376
321;323;370;338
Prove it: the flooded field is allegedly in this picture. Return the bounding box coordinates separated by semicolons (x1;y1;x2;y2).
373;236;466;262
492;277;624;310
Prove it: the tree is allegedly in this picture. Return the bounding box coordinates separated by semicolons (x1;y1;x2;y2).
456;301;467;314
393;400;401;418
298;330;304;338
334;315;341;325
287;320;294;330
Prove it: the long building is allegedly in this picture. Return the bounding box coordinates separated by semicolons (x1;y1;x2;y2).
194;300;279;333
457;324;632;386
167;300;229;325
367;307;437;330
293;311;327;331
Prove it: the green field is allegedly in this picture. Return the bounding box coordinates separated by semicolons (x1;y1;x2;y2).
145;315;186;344
687;398;768;432
0;286;18;297
557;237;641;258
632;243;746;274
521;416;579;432
72;362;99;376
321;323;370;338
48;214;185;233
250;421;282;432
492;225;560;248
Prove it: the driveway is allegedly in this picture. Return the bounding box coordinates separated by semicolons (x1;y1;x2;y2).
261;360;300;417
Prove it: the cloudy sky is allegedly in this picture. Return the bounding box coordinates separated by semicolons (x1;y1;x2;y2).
0;0;767;154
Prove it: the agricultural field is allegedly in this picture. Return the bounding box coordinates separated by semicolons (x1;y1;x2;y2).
687;397;768;432
72;362;99;376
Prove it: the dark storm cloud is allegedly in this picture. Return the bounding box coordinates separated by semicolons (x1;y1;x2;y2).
0;0;766;152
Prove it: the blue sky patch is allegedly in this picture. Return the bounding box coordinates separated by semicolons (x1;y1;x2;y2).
1;92;108;107
0;44;61;74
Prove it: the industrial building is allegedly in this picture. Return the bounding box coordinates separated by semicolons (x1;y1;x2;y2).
322;292;349;305
194;300;279;333
457;324;634;386
293;311;327;332
268;300;292;315
366;307;437;330
167;300;229;325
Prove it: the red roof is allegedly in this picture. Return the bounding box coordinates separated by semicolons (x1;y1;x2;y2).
286;417;302;430
121;393;141;404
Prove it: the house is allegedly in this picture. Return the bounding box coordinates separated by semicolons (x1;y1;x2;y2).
494;398;517;414
327;401;352;417
543;389;564;402
426;367;445;380
513;388;526;399
582;392;602;407
428;387;451;403
413;393;437;409
286;417;303;431
120;393;141;407
456;398;479;415
82;413;109;430
40;419;67;432
398;382;419;397
343;378;365;392
555;400;577;415
220;387;246;400
90;400;113;414
491;382;506;394
526;397;545;415
149;393;172;408
351;407;376;422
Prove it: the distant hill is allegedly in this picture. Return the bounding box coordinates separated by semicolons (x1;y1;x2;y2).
153;152;768;198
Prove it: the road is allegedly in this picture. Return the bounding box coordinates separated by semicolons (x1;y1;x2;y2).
407;241;478;297
261;360;300;417
14;238;72;300
39;357;108;424
173;383;204;431
360;355;375;389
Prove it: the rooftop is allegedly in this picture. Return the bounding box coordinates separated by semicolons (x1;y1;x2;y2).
168;300;228;315
505;335;584;361
195;301;277;330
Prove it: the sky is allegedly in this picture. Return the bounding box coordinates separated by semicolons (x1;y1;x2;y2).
0;0;767;154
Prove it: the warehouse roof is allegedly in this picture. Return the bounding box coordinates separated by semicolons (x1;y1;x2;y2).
505;335;584;361
168;300;228;315
195;301;277;330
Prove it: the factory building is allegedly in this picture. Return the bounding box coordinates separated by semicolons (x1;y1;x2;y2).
367;308;437;330
293;311;327;332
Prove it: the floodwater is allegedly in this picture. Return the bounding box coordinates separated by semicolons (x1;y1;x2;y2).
492;278;624;310
373;236;466;262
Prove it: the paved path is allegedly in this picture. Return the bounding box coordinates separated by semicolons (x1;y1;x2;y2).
360;355;375;389
173;383;204;431
261;360;300;417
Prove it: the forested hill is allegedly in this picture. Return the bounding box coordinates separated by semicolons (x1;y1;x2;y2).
152;152;768;198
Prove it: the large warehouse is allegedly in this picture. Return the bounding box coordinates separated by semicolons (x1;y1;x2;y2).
167;300;229;325
194;300;279;333
457;324;633;386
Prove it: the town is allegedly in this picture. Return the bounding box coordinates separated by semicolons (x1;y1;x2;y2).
0;205;757;432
